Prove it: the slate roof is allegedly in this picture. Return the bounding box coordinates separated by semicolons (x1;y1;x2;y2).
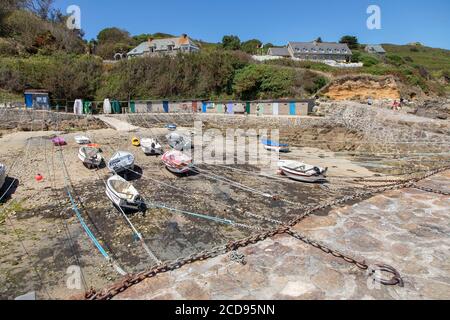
267;47;291;57
288;42;352;55
366;44;386;53
128;35;199;56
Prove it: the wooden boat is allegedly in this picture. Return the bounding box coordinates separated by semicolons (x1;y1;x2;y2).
278;160;328;183
166;124;177;131
141;138;163;155
261;139;290;153
51;137;66;146
107;151;135;174
78;146;103;169
166;132;192;151
162;150;194;174
0;163;6;190
74;135;91;145
106;175;145;210
131;137;140;147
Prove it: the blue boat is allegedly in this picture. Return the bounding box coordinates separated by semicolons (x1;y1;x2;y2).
261;139;290;153
166;124;177;131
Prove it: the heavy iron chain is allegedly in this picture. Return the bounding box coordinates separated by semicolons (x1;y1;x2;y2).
412;184;450;196
84;165;450;300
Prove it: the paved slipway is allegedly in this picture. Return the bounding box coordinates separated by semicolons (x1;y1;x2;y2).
114;171;450;300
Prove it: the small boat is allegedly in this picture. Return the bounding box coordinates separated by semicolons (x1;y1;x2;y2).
74;135;91;145
0;163;6;190
78;146;103;169
278;160;328;183
162;150;194;174
108;151;135;174
141;138;163;155
131;137;140;147
166;132;192;151
106;175;145;210
51;137;66;146
166;124;177;131
261;138;289;153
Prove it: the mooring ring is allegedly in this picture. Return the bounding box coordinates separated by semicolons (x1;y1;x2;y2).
369;264;404;287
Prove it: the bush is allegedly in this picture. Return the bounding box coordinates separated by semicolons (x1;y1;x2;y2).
386;54;405;66
233;64;295;100
360;55;379;67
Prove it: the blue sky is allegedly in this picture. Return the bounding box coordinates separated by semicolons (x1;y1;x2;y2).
55;0;450;49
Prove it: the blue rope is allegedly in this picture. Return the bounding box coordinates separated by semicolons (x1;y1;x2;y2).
65;187;110;260
150;202;234;226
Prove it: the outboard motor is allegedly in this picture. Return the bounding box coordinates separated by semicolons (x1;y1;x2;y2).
313;167;322;175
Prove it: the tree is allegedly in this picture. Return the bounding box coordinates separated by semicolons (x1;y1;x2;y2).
241;39;262;55
339;35;359;49
97;28;131;44
315;37;323;43
222;35;241;50
23;0;55;20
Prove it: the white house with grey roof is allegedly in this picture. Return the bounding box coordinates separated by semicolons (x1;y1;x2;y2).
127;34;200;58
287;41;352;62
267;47;291;57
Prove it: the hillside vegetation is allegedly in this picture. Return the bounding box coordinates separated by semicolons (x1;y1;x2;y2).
0;4;449;104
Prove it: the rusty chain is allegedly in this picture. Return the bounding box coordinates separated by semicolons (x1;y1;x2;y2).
84;165;449;300
412;185;450;196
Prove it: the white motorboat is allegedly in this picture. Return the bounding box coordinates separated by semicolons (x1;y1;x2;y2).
108;151;135;174
0;163;6;190
141;138;163;155
106;175;145;210
278;160;328;183
162;150;194;174
78;146;103;169
74;135;91;145
166;132;192;151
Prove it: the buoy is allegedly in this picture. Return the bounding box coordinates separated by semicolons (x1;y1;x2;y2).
35;174;44;182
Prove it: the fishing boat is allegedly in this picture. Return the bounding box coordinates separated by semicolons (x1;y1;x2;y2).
162;150;194;174
107;151;135;174
278;160;328;183
141;138;163;155
166;132;192;151
106;175;145;210
261;138;290;153
0;163;6;190
74;135;91;145
51;137;66;146
166;124;177;131
131;137;140;147
78;146;103;169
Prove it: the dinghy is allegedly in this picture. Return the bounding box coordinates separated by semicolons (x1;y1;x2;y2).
106;175;145;210
0;163;6;190
107;151;135;174
141;138;163;155
261;139;290;153
51;137;66;146
278;160;328;183
166;132;192;151
74;135;91;145
166;124;177;131
78;146;103;169
162;150;194;174
131;137;140;147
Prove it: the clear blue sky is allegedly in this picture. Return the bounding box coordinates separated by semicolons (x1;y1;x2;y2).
55;0;450;49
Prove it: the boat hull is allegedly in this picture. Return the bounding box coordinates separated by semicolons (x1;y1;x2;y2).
105;176;143;210
281;169;327;183
0;167;6;190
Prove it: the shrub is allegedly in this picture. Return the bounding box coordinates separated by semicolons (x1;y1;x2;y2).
386;54;405;66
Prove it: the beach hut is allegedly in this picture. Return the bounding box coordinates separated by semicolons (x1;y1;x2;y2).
24;90;50;110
